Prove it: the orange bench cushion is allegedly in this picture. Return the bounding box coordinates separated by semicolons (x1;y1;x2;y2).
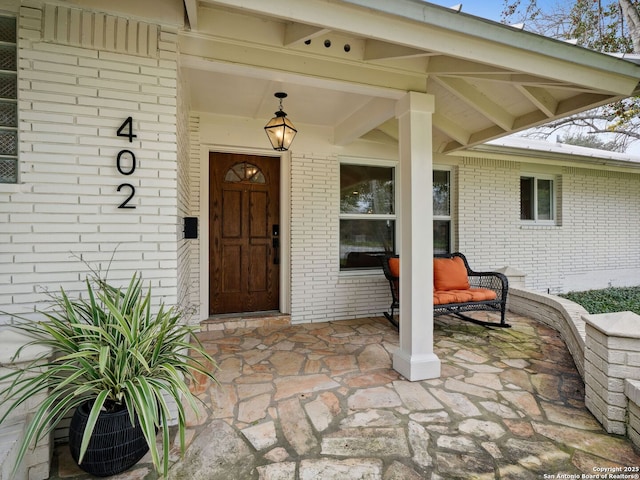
388;257;400;278
433;288;497;305
433;256;470;291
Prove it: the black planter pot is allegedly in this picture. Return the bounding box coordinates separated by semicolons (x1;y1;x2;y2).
68;401;149;477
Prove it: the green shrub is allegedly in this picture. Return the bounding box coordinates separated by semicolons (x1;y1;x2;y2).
0;272;217;477
560;286;640;315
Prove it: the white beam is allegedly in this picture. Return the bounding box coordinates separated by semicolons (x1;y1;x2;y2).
432;112;471;146
438;73;597;93
284;23;330;46
364;39;433;61
184;0;198;29
433;76;514;132
426;56;512;75
556;92;618;116
376;121;399;141
333;98;396;146
180;54;407;100
517;85;558;117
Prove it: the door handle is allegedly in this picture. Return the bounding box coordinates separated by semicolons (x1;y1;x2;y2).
272;224;280;265
272;237;280;265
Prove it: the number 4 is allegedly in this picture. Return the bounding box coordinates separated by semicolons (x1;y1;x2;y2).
117;117;137;143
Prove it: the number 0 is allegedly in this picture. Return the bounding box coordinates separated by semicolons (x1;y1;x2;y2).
117;150;136;175
117;117;137;142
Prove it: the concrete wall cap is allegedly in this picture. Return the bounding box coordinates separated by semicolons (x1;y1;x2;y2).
584;311;640;338
625;379;640;405
496;266;526;276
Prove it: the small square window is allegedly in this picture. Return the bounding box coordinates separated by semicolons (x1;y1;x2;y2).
520;175;555;223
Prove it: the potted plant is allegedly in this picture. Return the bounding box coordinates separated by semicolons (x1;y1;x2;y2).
0;271;217;477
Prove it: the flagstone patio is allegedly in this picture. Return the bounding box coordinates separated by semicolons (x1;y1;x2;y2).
50;312;640;479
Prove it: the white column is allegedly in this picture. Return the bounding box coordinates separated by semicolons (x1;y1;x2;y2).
393;92;441;381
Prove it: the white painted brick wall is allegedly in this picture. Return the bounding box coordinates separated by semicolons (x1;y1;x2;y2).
290;153;390;323
457;157;640;293
1;5;180;325
1;7;180;477
176;68;200;324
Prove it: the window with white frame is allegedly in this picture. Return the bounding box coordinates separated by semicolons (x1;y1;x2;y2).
0;15;17;184
520;175;555;223
339;162;395;270
433;169;451;254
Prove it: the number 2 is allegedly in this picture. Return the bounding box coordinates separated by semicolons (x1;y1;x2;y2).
117;183;136;209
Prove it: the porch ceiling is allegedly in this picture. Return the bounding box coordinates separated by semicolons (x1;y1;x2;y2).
180;0;640;153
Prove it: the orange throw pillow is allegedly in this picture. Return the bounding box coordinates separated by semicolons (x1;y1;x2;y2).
388;257;400;278
433;256;470;291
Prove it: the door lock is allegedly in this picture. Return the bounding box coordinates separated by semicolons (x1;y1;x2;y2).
272;224;280;265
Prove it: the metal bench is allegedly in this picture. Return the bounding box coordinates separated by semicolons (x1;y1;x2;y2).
381;252;510;328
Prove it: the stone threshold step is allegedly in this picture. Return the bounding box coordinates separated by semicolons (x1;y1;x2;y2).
200;312;291;331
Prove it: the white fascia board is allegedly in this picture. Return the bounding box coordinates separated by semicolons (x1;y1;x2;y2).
204;0;640;95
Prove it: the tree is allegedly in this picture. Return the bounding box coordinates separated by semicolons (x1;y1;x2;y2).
621;0;640;52
557;132;626;151
502;0;640;151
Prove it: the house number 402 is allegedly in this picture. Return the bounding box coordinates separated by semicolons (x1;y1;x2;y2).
116;117;137;209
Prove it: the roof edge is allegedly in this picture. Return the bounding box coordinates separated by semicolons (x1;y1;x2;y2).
460;137;640;170
341;0;640;78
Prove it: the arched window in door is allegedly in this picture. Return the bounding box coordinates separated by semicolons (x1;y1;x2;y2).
224;162;266;184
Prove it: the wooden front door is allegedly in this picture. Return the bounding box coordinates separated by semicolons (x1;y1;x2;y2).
209;152;280;315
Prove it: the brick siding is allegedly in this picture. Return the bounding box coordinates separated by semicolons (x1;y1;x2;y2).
289;153;390;323
0;4;180;325
457;157;640;293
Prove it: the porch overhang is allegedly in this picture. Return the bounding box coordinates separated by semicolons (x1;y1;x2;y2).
182;0;640;152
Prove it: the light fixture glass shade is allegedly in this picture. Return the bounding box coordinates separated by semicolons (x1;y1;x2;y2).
264;111;297;151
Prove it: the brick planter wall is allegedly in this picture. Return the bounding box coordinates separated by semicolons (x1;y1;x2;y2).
584;312;640;436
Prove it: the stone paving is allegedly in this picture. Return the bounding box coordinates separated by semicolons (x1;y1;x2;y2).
50;312;640;479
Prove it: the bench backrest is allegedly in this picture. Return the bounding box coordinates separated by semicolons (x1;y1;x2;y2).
383;252;474;293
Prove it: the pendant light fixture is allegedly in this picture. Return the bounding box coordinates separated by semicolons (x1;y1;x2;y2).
264;92;297;151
